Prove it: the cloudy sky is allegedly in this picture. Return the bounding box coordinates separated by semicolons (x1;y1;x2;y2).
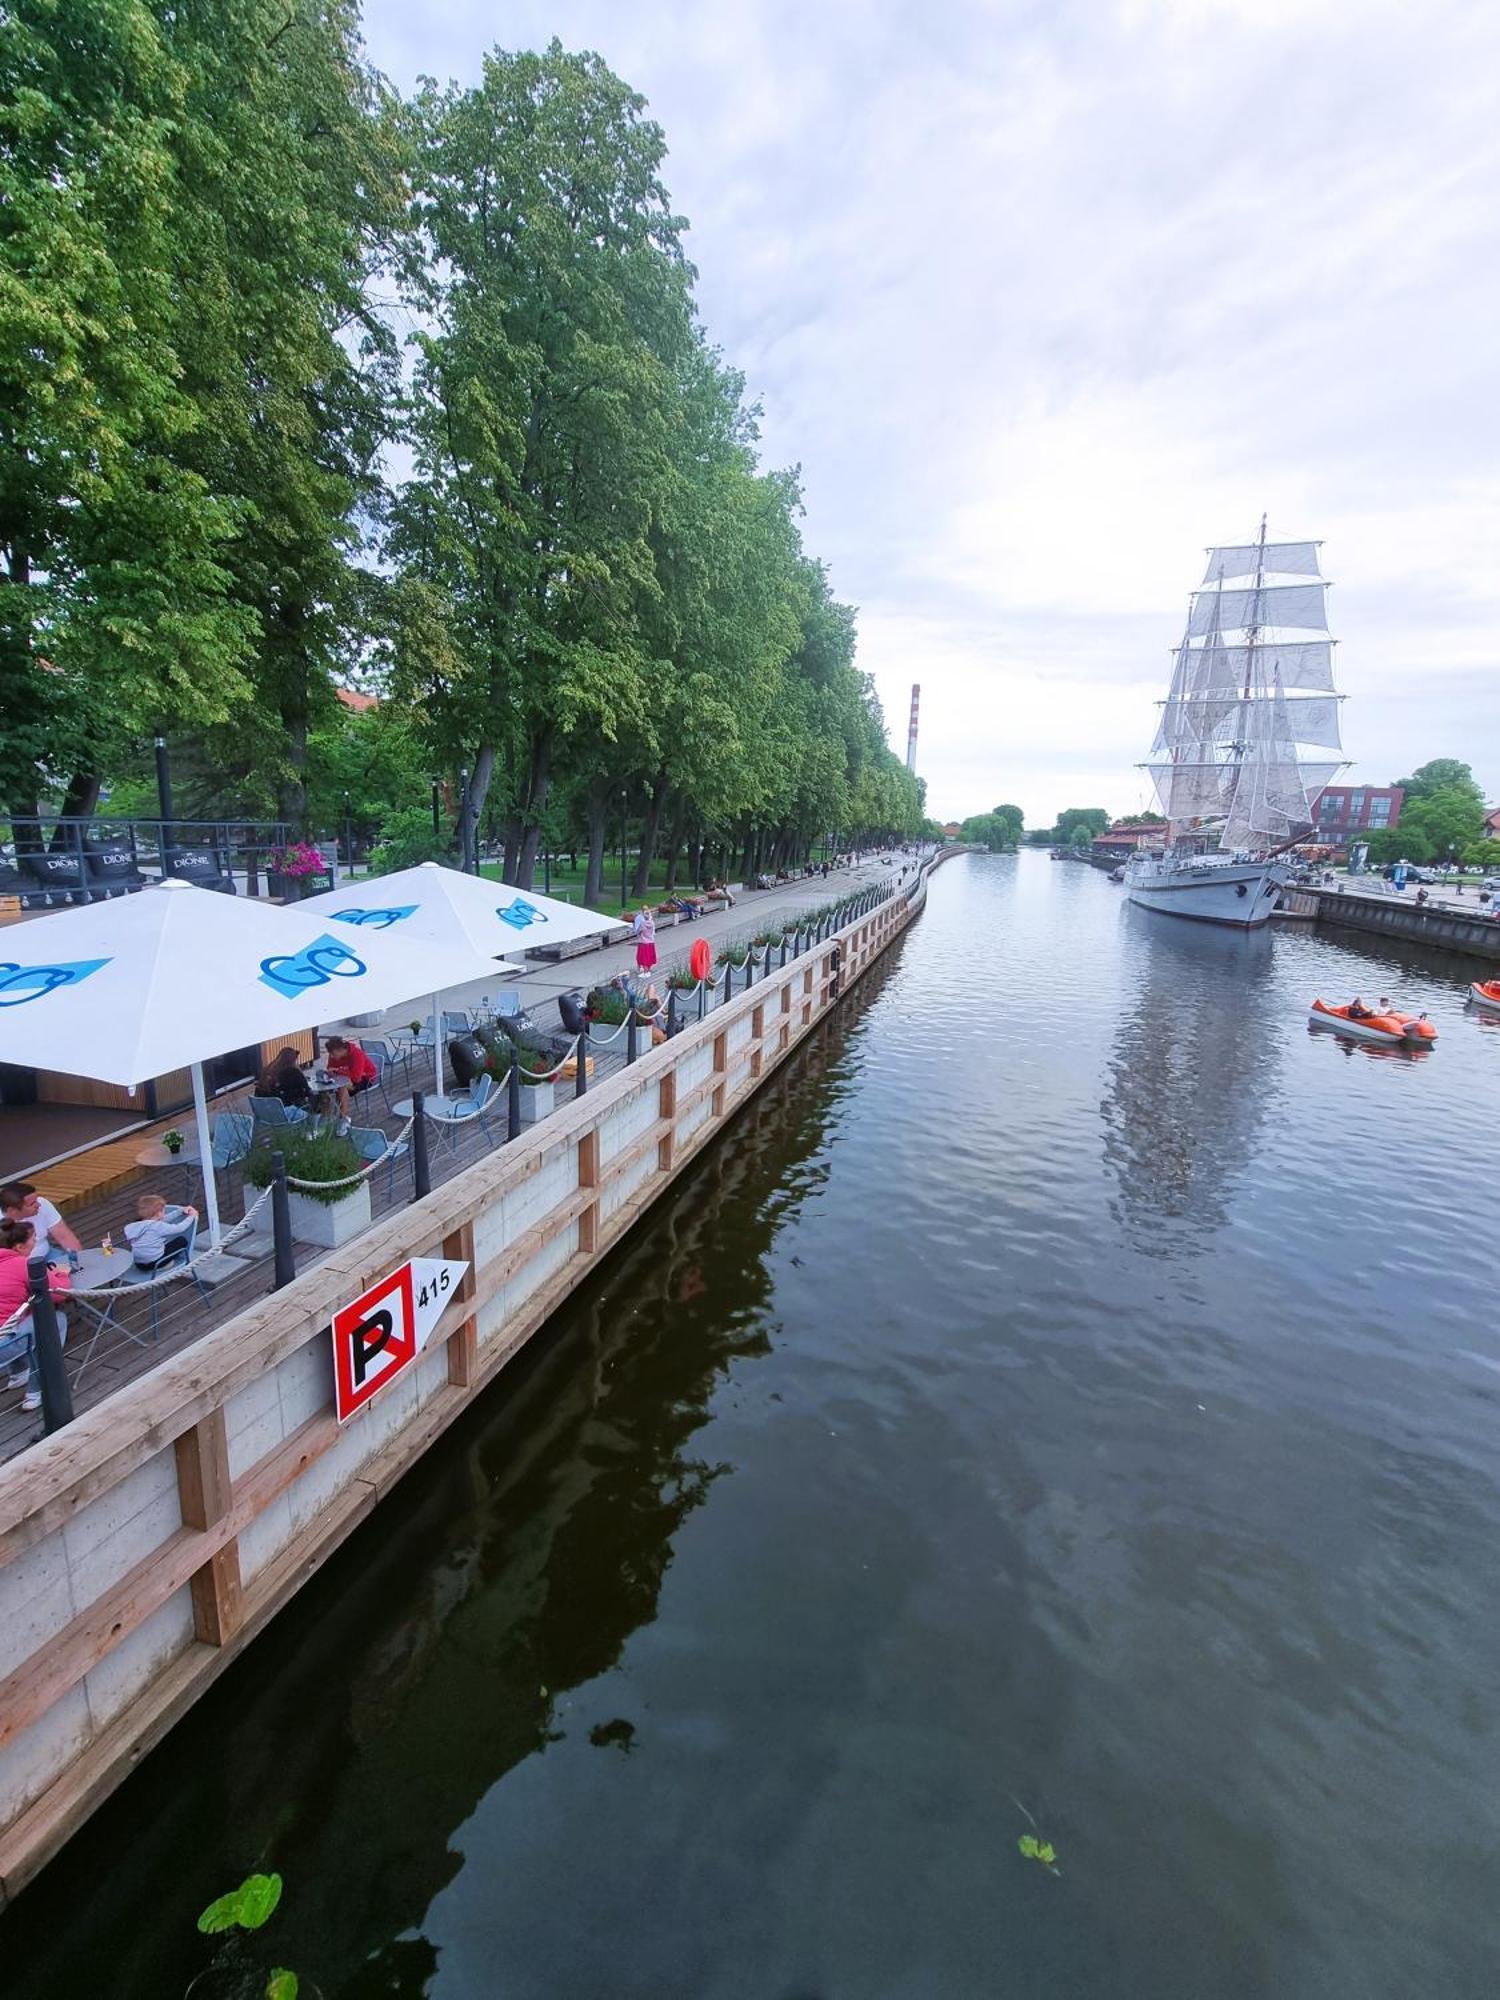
362;0;1500;828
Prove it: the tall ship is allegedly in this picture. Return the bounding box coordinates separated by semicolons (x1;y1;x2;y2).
1125;519;1345;927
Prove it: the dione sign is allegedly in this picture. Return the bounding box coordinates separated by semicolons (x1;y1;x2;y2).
330;1256;469;1423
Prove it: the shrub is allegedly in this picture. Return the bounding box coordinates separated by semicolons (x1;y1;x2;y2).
588;985;631;1025
666;968;698;991
716;943;749;967
244;1127;365;1206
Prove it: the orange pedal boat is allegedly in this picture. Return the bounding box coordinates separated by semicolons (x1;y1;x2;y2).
1468;979;1500;1013
1309;999;1438;1048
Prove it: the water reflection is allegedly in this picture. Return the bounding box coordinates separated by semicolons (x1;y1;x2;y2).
1101;906;1278;1247
0;1029;861;2000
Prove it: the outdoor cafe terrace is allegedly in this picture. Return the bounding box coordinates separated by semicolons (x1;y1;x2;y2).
0;856;909;1466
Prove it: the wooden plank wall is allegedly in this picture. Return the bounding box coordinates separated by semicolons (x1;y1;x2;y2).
0;860;946;1904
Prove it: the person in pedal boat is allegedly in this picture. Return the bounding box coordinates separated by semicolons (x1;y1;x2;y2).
1347;997;1373;1019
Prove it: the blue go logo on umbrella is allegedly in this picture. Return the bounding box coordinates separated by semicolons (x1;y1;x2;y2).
259;935;368;998
496;898;543;930
0;958;110;1006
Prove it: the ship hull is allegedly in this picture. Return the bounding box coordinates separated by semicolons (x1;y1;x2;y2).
1124;856;1292;928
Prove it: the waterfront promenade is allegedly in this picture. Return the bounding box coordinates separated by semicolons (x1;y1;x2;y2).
0;856;911;1468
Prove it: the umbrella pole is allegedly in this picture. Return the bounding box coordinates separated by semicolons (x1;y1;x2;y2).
190;1062;222;1250
431;994;443;1097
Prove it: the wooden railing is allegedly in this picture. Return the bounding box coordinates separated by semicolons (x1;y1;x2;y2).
0;861;939;1902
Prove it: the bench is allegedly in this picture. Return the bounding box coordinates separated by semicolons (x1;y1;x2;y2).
528;922;633;963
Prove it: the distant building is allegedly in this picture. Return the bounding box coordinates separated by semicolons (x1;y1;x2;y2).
943;821;962;839
1092;822;1161;856
1312;784;1403;842
1484;806;1500;841
336;687;379;713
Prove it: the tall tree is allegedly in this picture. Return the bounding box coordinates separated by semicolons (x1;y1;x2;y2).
390;42;694;886
0;0;255;820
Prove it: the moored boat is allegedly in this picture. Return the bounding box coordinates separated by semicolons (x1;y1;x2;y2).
1309;999;1437;1048
1126;520;1344;929
1468;979;1500;1013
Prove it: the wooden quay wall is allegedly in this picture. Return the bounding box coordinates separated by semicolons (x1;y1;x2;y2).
0;856;946;1902
1312;887;1500;963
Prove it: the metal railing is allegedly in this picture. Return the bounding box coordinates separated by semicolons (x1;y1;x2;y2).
1;815;311;906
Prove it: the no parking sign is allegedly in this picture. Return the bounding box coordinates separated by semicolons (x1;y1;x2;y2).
331;1256;468;1422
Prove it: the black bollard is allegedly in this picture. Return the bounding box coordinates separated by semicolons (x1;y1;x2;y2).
411;1092;431;1198
576;1031;588;1098
697;978;707;1023
745;950;754;989
627;1011;639;1064
724;960;735;1003
26;1255;73;1432
271;1150;297;1290
507;1056;522;1140
780;936;788;969
667;989;679;1038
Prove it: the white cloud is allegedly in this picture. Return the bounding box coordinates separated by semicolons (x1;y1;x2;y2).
362;0;1500;827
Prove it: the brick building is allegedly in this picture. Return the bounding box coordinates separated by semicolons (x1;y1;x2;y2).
1311;784;1403;842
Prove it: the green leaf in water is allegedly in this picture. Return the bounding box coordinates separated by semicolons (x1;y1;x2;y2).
197;1872;284;1934
266;1971;299;2000
1018;1835;1058;1867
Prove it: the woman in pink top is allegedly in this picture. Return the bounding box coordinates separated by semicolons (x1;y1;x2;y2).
0;1217;70;1411
631;904;657;973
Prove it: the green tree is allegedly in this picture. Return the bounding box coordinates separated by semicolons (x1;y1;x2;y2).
1053;807;1110;842
0;0;256;819
1391;759;1481;806
389;42;693;888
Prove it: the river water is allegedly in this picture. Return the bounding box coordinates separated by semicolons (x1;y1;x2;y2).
6;853;1498;1998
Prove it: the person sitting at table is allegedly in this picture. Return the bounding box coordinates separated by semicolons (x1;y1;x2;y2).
0;1216;70;1412
254;1047;314;1112
322;1035;378;1133
0;1181;82;1268
124;1193;198;1271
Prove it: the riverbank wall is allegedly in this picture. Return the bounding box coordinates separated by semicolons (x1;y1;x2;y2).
1310;887;1500;963
0;853;950;1903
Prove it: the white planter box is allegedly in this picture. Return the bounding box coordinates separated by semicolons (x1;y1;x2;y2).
519;1081;555;1124
244;1178;371;1250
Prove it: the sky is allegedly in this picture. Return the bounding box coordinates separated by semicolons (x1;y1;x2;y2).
361;0;1500;829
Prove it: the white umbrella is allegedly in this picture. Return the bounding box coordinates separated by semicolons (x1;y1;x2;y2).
0;879;508;1245
303;863;617;1094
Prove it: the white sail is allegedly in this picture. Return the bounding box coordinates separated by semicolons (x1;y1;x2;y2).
1146;760;1234;820
1203;541;1320;583
1285;694;1342;750
1187;583;1330;636
1153;636;1242;752
1220;640;1335;691
1220;678;1311;849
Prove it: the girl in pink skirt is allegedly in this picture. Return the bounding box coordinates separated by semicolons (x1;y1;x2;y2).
632;904;658;973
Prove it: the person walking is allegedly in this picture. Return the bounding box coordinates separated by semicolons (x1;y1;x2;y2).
631;903;658;975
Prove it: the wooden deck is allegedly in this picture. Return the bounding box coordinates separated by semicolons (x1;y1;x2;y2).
0;1046;632;1466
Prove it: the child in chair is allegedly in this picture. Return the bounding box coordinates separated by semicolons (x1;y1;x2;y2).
124;1194;197;1270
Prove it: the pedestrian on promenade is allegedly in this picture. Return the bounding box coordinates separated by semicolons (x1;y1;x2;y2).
632;903;658;974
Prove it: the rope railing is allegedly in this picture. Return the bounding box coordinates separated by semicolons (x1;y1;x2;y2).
59;1182;279;1296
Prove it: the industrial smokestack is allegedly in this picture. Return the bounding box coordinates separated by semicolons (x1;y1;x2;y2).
906;683;920;774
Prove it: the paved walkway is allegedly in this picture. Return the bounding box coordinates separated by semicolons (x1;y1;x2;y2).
333;853;924;1044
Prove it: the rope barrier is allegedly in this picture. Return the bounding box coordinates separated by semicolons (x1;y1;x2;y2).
61;1182;279;1296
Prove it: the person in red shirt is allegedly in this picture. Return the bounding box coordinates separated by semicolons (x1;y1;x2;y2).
322;1036;378;1133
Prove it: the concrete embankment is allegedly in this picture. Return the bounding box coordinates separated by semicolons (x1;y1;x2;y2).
0;849;957;1903
1309;887;1500;963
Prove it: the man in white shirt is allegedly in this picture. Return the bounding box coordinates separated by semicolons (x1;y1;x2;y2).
0;1182;83;1265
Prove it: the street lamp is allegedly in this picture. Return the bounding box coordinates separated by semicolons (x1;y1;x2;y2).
620;788;628;909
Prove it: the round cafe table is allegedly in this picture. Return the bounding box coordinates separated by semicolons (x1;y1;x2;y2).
134;1139;200;1169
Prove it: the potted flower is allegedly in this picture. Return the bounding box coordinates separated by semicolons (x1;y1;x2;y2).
163;1128;185;1157
243;1126;370;1249
267;839;331;902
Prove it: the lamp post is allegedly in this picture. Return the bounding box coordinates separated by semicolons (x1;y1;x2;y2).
342;791;353;876
431;779;441;844
154;734;174;852
459;766;472;872
619;788;628;909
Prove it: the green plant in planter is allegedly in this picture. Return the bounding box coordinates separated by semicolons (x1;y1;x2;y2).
244;1128;364;1206
752;929;784;948
716;943;749;968
666;968;698;991
587;986;630;1026
163;1128;185;1155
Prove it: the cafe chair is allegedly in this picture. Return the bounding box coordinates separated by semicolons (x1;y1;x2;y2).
250;1096;309;1140
210;1112;254;1170
425;1073;498;1150
115;1216;210;1341
348;1125;410;1200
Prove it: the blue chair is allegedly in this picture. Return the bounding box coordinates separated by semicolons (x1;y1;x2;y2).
359;1039;404;1113
492;989;521;1019
211;1112;254;1170
348;1124;410;1199
250;1095;308;1140
115;1214;210;1340
425;1074;498;1150
442;1009;473;1036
